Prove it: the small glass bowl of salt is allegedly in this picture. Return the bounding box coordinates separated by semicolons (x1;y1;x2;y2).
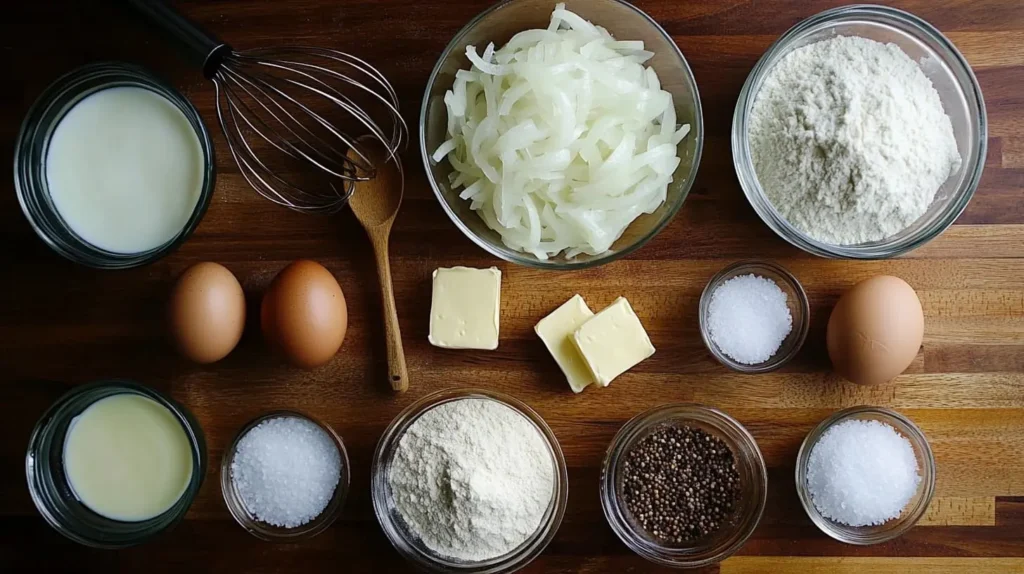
220;411;350;542
699;260;810;373
795;406;936;545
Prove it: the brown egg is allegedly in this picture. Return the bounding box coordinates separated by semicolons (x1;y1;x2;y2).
169;262;246;364
261;260;348;368
827;275;924;386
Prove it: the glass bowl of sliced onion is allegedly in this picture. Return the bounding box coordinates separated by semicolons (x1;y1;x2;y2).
421;0;703;269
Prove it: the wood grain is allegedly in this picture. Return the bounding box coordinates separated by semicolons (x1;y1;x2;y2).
920;497;996;527
1;0;1022;573
721;557;1024;574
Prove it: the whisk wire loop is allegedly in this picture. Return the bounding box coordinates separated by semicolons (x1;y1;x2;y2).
212;46;408;214
222;64;360;180
216;81;341;213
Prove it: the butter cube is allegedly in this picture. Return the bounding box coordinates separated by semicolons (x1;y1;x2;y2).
535;295;597;393
572;297;655;386
428;266;501;350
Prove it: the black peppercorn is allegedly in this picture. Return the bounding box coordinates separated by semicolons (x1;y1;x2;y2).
621;425;741;544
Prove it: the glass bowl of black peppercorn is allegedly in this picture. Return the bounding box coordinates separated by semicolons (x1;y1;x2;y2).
600;404;768;568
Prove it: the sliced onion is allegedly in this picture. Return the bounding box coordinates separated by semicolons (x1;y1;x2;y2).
434;2;690;258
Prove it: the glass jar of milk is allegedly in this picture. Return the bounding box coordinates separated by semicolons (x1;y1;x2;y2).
14;62;215;269
26;380;207;548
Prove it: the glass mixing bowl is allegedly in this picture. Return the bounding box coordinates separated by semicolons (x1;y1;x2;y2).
371;388;567;573
420;0;703;269
732;5;986;259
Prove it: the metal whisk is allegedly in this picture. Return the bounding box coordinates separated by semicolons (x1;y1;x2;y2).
128;0;407;214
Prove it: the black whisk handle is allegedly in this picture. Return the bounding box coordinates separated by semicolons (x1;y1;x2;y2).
125;0;232;79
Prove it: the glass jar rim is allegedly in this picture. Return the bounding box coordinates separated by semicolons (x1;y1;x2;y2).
25;380;207;549
13;61;216;269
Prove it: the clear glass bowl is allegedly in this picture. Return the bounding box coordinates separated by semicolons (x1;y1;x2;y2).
220;411;350;542
420;0;703;269
795;406;936;544
698;260;810;373
371;388;568;573
14;61;215;269
25;380;207;548
731;5;986;259
601;404;767;569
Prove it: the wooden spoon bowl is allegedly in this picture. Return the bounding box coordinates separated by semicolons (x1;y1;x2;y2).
347;139;408;392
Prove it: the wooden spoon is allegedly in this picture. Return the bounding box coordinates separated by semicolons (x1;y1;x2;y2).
347;139;408;392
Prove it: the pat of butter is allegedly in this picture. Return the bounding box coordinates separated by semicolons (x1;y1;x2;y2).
535;295;596;393
572;297;654;386
428;266;501;350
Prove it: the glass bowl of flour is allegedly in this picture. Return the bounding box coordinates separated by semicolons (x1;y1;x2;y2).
732;5;987;259
371;388;568;573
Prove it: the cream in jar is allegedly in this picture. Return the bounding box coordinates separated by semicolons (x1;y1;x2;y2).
45;86;204;253
63;393;193;521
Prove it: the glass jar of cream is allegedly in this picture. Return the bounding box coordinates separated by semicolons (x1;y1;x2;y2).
26;380;207;548
14;62;215;269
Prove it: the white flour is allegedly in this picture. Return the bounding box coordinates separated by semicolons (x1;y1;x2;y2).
388;398;554;561
748;35;962;245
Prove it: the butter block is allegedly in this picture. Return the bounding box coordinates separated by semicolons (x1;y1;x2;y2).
535;295;597;393
572;297;654;386
428;266;501;350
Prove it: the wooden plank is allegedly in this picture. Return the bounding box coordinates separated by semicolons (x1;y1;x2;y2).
1003;139;1024;169
990;107;1024;138
925;345;1024;373
911;227;1024;260
947;32;1024;68
918;289;1024;318
721;557;1024;573
925;317;1024;345
998;497;1024;526
920;497;997;526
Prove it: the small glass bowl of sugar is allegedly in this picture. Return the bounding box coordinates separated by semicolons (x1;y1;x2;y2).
795;406;936;545
221;411;350;542
698;260;810;373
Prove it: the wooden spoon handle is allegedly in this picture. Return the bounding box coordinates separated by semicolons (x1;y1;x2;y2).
370;232;409;392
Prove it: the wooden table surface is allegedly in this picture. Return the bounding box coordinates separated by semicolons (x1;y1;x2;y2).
2;1;1023;572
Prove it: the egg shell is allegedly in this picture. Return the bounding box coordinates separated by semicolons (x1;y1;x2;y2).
827;275;924;386
261;260;348;369
169;262;246;364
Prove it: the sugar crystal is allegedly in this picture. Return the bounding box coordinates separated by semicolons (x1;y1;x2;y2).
231;416;341;528
806;419;921;526
707;273;792;365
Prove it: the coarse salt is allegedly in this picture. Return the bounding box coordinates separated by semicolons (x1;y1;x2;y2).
707;273;792;365
806;419;921;527
231;416;341;528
